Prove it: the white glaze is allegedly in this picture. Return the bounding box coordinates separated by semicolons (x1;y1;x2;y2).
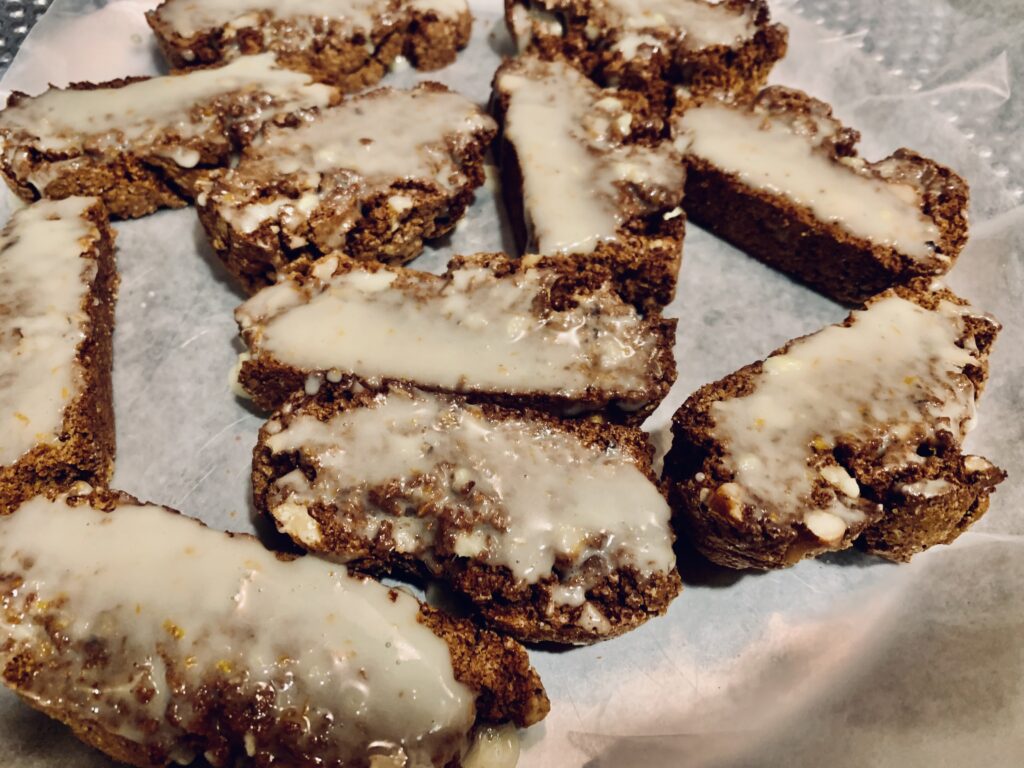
237;258;664;401
264;389;675;604
462;724;521;768
710;295;983;540
497;55;684;255
674;101;940;258
605;0;756;48
0;494;476;765
0;198;99;466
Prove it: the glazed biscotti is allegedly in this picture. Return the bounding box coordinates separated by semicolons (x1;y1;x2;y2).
235;253;677;423
198;82;496;292
0;54;338;219
506;0;787;105
672;87;970;305
148;0;472;93
253;386;682;644
664;282;1004;569
493;53;686;310
0;489;548;767
0;198;118;513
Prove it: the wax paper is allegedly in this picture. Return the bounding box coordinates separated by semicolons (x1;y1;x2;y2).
1;1;1022;766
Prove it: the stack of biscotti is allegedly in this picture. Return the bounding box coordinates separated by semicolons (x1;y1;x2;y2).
0;488;549;766
197;82;497;292
663;281;1005;569
506;0;787;108
234;252;677;422
148;0;473;92
672;86;970;304
493;52;687;310
0;54;338;219
0;198;118;513
253;385;682;644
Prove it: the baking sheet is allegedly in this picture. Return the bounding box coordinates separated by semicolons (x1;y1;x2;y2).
1;0;1023;765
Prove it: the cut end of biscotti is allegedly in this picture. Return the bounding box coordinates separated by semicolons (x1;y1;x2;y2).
0;490;547;766
253;385;681;644
665;281;1004;570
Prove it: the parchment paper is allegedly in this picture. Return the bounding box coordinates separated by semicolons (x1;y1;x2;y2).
1;1;1022;766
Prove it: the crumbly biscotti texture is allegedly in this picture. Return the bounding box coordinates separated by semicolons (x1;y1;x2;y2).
197;82;497;293
673;86;970;305
0;199;118;513
0;55;338;220
505;0;787;108
0;488;549;768
235;252;678;424
252;386;682;644
147;0;472;92
664;281;1005;570
492;53;685;311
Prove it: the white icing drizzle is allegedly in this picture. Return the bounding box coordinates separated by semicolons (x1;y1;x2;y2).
496;55;684;255
604;0;756;48
0;198;99;466
208;86;494;244
673;100;941;259
0;494;476;765
710;295;983;541
462;724;521;768
236;257;666;403
264;389;675;610
0;53;334;165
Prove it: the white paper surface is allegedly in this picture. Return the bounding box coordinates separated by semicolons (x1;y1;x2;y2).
1;1;1023;766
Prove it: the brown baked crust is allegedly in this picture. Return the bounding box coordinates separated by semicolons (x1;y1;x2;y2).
0;200;118;514
1;488;549;767
0;71;340;220
252;386;682;644
505;0;787;109
198;82;497;293
491;55;685;312
147;2;472;92
675;86;970;306
236;252;677;424
663;282;1005;570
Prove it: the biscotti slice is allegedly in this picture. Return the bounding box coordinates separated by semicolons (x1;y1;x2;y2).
0;198;117;513
506;0;786;104
0;489;548;767
493;53;686;310
254;386;681;644
148;0;472;92
672;86;969;305
0;54;338;219
197;82;497;293
235;253;677;423
664;282;1004;570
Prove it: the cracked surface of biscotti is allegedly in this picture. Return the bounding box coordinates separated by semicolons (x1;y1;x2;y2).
197;82;496;293
664;280;1005;570
0;488;549;768
147;0;472;92
252;385;682;644
672;86;970;305
235;252;677;423
0;54;338;220
505;0;787;109
0;198;117;514
492;53;685;311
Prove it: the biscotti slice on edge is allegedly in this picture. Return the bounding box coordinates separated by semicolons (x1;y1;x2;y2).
235;252;677;423
253;385;682;644
671;86;969;305
197;82;497;293
0;198;117;513
663;281;1005;570
0;488;549;768
505;0;787;106
0;54;338;220
492;53;686;311
147;0;473;92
